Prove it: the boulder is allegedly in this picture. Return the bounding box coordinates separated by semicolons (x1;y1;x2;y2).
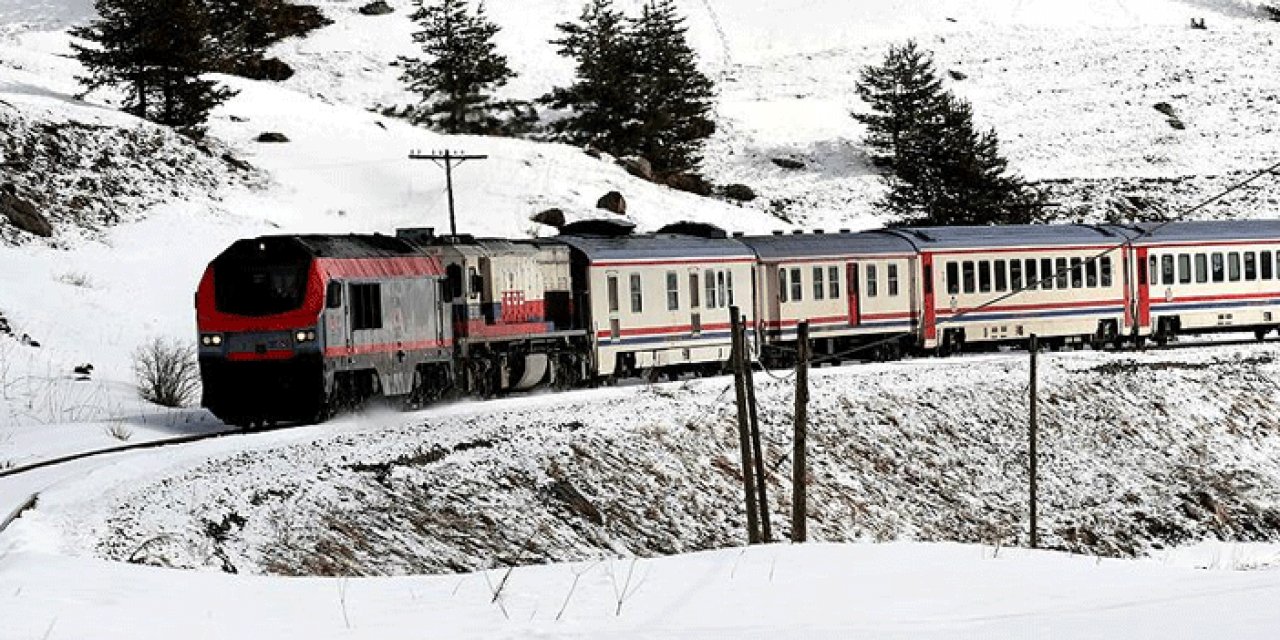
665;172;713;196
531;208;566;228
618;156;654;181
256;132;290;143
359;1;394;15
721;183;757;202
596;191;627;215
772;157;805;170
239;56;295;81
948;69;968;81
0;184;52;237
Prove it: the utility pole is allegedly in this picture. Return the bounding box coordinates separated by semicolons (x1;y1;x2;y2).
792;321;810;542
408;149;488;237
729;306;761;544
1029;334;1039;549
742;322;771;543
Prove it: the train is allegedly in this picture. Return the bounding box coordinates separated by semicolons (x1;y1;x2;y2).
194;218;1280;426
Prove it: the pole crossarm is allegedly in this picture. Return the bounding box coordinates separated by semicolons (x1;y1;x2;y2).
408;150;489;237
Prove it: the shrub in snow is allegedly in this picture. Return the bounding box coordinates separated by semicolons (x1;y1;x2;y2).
132;337;199;408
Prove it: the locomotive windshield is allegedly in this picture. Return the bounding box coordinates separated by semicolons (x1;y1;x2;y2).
212;239;311;316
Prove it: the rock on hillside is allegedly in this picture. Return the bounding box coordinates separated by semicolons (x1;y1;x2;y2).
0;104;260;246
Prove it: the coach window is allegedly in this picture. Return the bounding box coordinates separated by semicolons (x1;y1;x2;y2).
1101;256;1113;287
813;267;826;300
888;264;900;296
1041;258;1054;290
727;271;736;305
977;261;991;293
350;283;382;331
994;260;1008;292
1148;256;1158;286
666;272;680;311
1055;257;1069;289
828;266;841;299
1245;252;1258;281
1212;253;1225;282
1086;259;1099;288
706;269;717;308
946;262;960;295
1160;255;1174;286
1027;259;1040;290
689;272;701;308
778;269;788;303
1010;259;1023;290
1195;254;1208;283
607;275;620;313
1263;251;1274;280
962;261;975;294
630;273;643;313
1229;252;1242;281
867;264;879;297
1070;258;1083;289
790;267;803;302
1178;254;1192;284
717;271;728;307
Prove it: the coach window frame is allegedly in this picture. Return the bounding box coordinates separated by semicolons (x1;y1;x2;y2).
828;265;840;299
1178;254;1192;284
813;266;825;301
1195;254;1208;283
867;264;879;298
946;262;960;295
666;271;680;311
1212;253;1225;282
1245;252;1258;281
1263;251;1274;280
1100;256;1112;287
629;273;643;314
1055;257;1069;289
1070;257;1083;289
790;267;803;302
1229;252;1241;281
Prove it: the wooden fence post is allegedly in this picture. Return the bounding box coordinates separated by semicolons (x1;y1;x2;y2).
792;321;810;542
730;306;760;544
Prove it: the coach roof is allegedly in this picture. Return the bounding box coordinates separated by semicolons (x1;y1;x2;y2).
555;232;754;261
884;224;1125;250
738;230;916;259
1108;219;1280;244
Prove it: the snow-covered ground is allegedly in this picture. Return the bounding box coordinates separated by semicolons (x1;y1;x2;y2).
5;0;1280;636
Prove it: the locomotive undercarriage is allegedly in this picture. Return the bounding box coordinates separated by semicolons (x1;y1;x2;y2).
458;335;592;398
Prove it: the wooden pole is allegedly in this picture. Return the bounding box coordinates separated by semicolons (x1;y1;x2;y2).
792;321;810;542
743;323;771;543
729;306;760;544
1029;333;1039;549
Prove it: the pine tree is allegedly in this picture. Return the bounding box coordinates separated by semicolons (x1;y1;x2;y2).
541;0;638;155
72;0;234;137
400;0;519;134
855;41;1041;225
629;0;716;174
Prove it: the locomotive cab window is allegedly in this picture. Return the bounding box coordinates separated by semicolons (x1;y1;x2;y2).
350;283;382;331
326;280;343;308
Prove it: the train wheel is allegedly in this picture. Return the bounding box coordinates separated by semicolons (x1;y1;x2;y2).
1256;328;1271;342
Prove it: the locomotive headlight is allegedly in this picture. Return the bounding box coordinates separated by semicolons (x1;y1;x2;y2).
201;334;223;347
295;330;308;342
211;335;222;346
295;330;317;343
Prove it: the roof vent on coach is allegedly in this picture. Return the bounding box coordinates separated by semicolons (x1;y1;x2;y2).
732;231;745;238
839;228;851;234
792;230;804;235
813;229;825;234
772;230;784;236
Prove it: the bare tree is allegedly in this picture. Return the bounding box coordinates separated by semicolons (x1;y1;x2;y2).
132;337;199;407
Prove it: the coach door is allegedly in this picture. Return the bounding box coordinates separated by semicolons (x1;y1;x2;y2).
1135;246;1152;331
846;262;862;326
606;272;621;342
